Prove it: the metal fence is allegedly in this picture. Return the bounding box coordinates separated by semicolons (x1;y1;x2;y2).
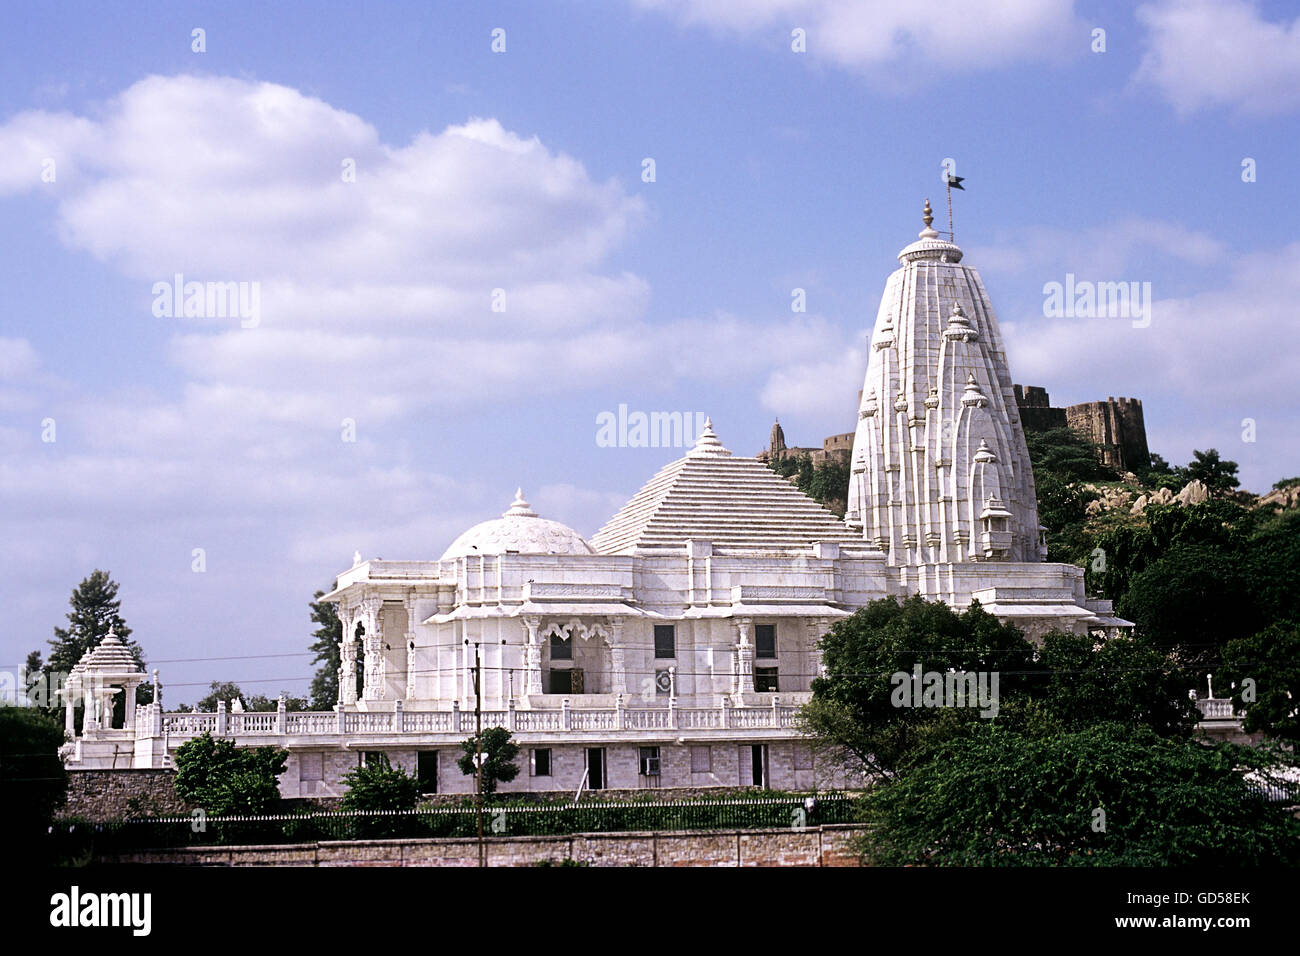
55;794;860;853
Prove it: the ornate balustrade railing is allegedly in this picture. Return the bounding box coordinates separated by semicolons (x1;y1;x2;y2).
1195;698;1241;720
150;701;809;738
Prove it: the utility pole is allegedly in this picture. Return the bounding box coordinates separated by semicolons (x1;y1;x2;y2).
472;640;484;868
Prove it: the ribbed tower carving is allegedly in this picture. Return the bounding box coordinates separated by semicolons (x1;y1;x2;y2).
846;200;1044;565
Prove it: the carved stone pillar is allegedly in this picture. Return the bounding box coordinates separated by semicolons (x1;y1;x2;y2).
361;597;385;701
736;618;755;696
63;678;77;735
608;617;627;695
339;606;358;706
404;593;418;700
523;617;543;695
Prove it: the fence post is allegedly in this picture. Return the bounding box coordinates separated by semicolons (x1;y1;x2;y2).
562;697;571;731
721;696;732;729
277;695;288;734
668;696;677;730
151;703;162;736
215;699;228;736
452;700;461;734
335;704;346;735
771;694;779;727
394;699;403;733
507;697;516;732
615;693;625;731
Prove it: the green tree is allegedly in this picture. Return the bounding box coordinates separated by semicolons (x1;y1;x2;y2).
1184;448;1240;496
308;587;343;709
1117;543;1262;668
800;596;1039;779
1219;623;1300;742
1036;632;1199;736
35;570;152;717
195;681;245;712
245;693;309;712
1242;508;1300;628
457;726;521;794
341;753;421;812
0;706;67;853
1023;426;1117;483
172;732;287;815
859;723;1300;866
1088;498;1252;601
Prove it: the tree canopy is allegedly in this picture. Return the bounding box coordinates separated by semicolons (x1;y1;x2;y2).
859;723;1300;866
458;726;521;794
172;732;287;816
308;587;343;709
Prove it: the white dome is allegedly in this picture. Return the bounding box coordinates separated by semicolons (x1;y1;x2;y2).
440;489;594;561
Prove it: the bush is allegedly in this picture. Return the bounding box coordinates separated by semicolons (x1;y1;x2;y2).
172;732;287;816
859;723;1300;866
0;706;68;857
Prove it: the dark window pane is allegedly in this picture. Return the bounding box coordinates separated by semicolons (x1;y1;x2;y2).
755;625;776;658
550;633;572;660
755;667;779;692
533;748;551;776
417;751;438;791
548;670;571;694
654;624;675;659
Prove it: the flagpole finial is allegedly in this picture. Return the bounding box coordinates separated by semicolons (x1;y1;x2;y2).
922;198;934;229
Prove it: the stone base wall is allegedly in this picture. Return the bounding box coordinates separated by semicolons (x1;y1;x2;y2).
104;824;868;867
64;770;190;822
280;740;866;799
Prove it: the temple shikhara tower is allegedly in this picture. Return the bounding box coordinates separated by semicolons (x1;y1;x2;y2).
61;205;1139;792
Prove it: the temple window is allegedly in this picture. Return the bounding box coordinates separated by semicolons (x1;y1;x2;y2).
532;748;552;777
654;624;676;659
550;632;572;661
755;624;777;659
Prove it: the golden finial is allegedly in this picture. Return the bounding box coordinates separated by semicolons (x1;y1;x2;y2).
922;198;934;229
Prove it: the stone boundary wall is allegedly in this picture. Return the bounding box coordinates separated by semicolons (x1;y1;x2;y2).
104;824;868;867
65;770;190;822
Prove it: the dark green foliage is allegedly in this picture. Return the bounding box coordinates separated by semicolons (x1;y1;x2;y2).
35;569;152;718
308;587;343;709
341;753;421;812
802;596;1039;778
766;453;850;515
457;726;521;794
859;724;1300;866
1272;476;1300;490
1023;426;1117;483
1219;623;1300;742
1088;499;1252;601
1241;509;1300;627
1185;448;1240;496
195;681;244;712
172;732;287;816
1036;632;1199;735
1117;544;1263;667
0;706;68;851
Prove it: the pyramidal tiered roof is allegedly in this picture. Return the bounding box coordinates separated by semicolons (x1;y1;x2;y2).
591;419;861;554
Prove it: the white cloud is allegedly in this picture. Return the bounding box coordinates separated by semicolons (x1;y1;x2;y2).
1135;0;1300;115
632;0;1082;76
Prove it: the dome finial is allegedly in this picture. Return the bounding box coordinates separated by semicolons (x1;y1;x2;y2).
504;488;538;518
689;417;732;458
923;198;934;229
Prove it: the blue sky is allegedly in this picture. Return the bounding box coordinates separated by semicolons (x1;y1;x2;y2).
2;0;1297;704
